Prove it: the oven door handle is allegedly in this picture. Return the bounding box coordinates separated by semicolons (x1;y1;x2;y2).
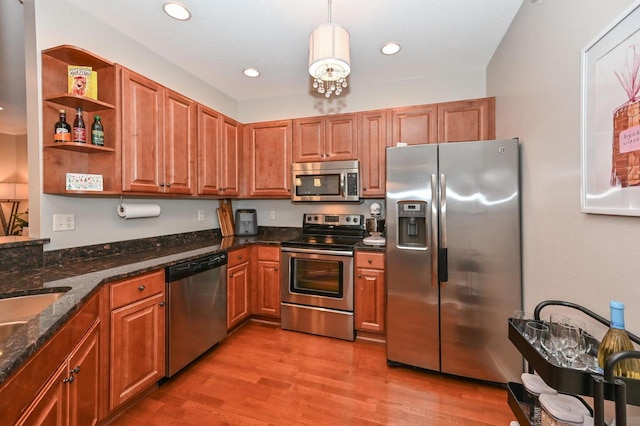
281;247;354;256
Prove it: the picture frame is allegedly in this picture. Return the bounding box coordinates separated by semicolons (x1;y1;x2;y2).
580;1;640;216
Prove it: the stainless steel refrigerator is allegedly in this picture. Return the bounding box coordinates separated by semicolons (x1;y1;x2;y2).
385;139;522;384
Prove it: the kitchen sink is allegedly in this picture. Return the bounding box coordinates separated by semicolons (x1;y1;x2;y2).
0;321;28;344
0;292;68;324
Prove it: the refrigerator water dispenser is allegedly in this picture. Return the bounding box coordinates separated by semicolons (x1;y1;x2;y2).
397;201;427;248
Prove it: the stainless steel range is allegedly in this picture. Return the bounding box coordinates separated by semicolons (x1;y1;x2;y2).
280;213;365;341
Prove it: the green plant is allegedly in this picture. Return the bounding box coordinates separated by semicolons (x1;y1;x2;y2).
11;210;28;236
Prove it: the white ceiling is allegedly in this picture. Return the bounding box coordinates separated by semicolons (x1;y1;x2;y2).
0;0;525;134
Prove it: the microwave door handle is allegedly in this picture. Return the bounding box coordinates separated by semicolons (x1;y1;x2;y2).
340;173;346;198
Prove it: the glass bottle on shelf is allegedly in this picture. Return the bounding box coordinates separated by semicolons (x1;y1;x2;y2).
54;109;71;143
72;107;86;143
91;115;104;146
597;301;640;378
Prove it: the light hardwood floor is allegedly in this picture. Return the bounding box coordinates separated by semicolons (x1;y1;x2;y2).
109;321;515;425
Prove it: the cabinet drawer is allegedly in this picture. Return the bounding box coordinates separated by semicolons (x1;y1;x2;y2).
228;247;250;267
257;245;280;261
110;270;165;310
356;251;385;269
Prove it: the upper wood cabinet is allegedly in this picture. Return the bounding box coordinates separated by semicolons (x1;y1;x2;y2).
391;105;438;146
293;114;358;162
121;68;196;195
41;45;119;195
197;105;240;196
243;120;292;198
358;110;389;197
437;97;495;142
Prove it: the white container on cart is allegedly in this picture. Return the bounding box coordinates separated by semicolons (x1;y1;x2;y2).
522;373;558;425
539;393;594;426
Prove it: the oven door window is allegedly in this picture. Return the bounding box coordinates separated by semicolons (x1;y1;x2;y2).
291;257;343;298
294;173;341;197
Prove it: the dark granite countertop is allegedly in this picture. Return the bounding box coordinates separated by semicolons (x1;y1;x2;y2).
0;236;51;249
0;227;300;385
355;240;386;252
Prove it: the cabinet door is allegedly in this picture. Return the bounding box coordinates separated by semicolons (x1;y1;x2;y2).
15;364;67;426
121;68;163;193
110;292;166;410
358;110;389;197
255;246;281;318
68;322;100;426
325;114;358;160
355;267;386;333
197;105;222;195
227;261;250;329
391;105;437;146
220;117;240;196
293;117;324;162
437;97;495;142
163;89;196;194
244;120;292;197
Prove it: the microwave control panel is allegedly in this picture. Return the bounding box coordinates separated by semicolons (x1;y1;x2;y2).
346;172;358;196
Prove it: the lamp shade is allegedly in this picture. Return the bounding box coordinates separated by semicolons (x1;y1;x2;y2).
0;183;29;200
308;23;351;82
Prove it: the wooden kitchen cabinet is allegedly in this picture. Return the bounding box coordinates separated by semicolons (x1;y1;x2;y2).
227;247;251;329
437;97;495;142
391;105;438;146
358;110;389;197
355;251;386;334
197;106;240;196
243;120;292;198
109;270;166;411
41;45;119;194
121;68;196;195
253;245;281;318
0;293;101;426
292;114;358;162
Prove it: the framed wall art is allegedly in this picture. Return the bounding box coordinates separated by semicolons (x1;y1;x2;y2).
581;1;640;215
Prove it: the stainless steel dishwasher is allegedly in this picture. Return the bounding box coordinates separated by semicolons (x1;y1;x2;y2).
165;252;227;377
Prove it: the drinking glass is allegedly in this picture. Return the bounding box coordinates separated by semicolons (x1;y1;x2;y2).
525;321;549;352
539;326;554;360
561;324;581;368
578;329;597;372
513;310;533;333
549;314;569;358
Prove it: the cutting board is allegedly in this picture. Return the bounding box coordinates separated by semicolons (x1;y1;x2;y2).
217;208;234;237
219;199;234;234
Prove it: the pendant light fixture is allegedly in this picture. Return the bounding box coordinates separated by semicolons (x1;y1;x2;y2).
308;0;350;98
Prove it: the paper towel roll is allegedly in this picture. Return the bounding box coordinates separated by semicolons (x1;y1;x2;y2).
117;203;161;219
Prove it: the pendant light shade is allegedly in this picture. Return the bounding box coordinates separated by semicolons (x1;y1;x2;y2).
308;1;350;97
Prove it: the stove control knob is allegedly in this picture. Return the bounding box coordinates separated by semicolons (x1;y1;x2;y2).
346;217;351;222
352;216;358;224
307;216;312;222
314;215;319;221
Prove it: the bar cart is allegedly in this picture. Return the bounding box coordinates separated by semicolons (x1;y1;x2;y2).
507;300;640;426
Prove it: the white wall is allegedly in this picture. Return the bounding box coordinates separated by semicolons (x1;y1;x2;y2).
487;0;640;327
25;0;485;251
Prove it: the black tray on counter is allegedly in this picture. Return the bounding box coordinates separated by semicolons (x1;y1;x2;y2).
508;318;640;406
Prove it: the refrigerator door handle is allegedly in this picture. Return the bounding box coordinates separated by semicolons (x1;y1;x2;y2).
430;174;438;288
439;173;448;284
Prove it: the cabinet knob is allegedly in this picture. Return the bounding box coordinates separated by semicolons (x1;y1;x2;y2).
63;375;75;384
275;267;279;271
160;183;165;187
71;366;80;374
138;285;145;291
238;255;243;259
358;274;362;278
230;273;234;278
368;259;372;264
166;183;172;188
159;301;165;307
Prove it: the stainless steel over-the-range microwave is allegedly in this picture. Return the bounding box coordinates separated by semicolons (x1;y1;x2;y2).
291;160;361;202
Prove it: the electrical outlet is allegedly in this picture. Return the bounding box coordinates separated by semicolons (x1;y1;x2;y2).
269;210;276;220
53;214;75;231
198;210;204;221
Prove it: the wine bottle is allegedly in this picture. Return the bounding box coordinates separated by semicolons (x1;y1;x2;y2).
597;301;640;378
91;115;104;146
72;107;86;143
54;109;71;143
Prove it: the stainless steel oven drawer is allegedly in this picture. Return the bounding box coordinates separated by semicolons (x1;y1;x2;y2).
281;302;354;341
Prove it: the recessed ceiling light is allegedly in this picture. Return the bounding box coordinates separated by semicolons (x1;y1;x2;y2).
162;2;191;21
0;106;4;111
243;68;260;78
381;42;401;55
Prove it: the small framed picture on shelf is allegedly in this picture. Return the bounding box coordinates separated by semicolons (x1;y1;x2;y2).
68;66;98;100
66;173;103;191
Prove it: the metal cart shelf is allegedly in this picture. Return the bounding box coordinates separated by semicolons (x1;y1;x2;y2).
507;300;640;426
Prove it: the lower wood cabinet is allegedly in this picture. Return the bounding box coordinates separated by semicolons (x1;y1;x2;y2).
0;293;101;426
227;247;251;330
16;322;100;426
355;251;386;334
253;245;281;318
109;270;166;411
